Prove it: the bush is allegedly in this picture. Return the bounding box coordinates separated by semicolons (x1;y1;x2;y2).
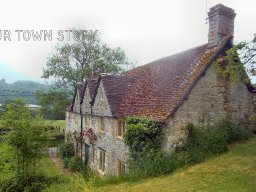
60;143;75;159
218;121;252;143
63;158;70;168
185;123;228;164
68;157;83;172
128;150;186;177
1;174;63;192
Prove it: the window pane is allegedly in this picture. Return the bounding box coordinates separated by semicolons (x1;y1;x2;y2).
102;151;105;171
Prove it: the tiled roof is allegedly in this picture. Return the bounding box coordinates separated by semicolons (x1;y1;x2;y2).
87;79;98;99
71;38;232;122
101;74;136;116
116;42;225;121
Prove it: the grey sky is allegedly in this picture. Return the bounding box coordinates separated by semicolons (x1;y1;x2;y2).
0;0;256;83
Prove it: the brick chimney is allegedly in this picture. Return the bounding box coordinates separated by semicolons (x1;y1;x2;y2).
208;4;236;47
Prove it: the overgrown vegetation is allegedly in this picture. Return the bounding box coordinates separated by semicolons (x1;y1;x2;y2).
0;98;65;191
123;117;254;180
43;137;256;192
60;139;84;172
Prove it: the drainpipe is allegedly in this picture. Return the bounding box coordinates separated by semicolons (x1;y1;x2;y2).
80;99;83;160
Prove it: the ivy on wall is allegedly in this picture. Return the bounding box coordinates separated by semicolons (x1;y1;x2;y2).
124;116;163;160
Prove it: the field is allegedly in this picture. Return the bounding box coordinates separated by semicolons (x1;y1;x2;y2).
44;120;66;130
45;136;256;192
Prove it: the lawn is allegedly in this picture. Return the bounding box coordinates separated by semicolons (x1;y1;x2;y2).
46;137;256;192
40;156;61;176
93;137;256;192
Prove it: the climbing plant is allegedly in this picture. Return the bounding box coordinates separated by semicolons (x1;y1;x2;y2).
124;116;163;160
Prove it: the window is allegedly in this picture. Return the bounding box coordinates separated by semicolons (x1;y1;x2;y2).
100;117;105;132
91;145;95;164
99;87;104;100
91;117;94;125
99;148;105;172
84;116;88;126
116;160;126;176
117;119;125;138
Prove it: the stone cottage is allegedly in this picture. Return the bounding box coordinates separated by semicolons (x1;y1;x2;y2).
65;4;255;175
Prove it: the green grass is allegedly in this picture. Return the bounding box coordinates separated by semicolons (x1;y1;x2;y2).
40;156;61;177
44;120;66;131
45;137;256;192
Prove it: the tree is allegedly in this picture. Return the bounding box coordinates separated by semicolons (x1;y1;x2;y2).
217;34;256;83
0;98;49;180
42;29;134;95
35;89;70;120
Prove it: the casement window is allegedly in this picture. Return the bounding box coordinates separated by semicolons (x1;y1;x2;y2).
99;87;104;100
116;160;126;176
100;117;105;132
91;117;94;125
117;119;125;138
91;145;95;164
75;116;79;124
99;148;106;172
84;116;88;126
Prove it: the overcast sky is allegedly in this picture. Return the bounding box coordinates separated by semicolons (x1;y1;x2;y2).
0;0;256;83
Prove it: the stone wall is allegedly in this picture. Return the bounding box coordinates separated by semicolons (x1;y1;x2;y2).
163;64;254;151
83;116;128;175
65;79;128;175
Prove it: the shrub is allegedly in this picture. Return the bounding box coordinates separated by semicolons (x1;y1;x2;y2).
124;116;163;160
218;121;252;143
128;150;186;177
68;157;83;172
63;158;70;168
1;174;63;192
185;123;228;164
60;143;75;159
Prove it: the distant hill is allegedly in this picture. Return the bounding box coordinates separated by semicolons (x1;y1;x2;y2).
0;79;49;104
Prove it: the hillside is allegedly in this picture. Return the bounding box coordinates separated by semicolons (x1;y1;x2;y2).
0;79;49;104
98;138;256;192
45;137;256;192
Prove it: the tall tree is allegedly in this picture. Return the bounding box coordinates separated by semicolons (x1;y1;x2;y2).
0;98;49;180
42;29;134;94
35;89;70;120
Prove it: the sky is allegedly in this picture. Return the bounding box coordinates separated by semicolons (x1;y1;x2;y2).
0;0;256;83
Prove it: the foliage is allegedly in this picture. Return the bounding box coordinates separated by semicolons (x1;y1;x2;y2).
185;123;228;164
42;29;134;94
0;143;16;186
83;128;97;143
92;137;256;192
0;98;50;181
60;143;75;159
67;157;84;172
215;34;256;83
216;121;252;144
1;174;63;192
36;89;70;120
124;117;250;178
43;173;91;192
124;116;163;160
44;137;256;191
